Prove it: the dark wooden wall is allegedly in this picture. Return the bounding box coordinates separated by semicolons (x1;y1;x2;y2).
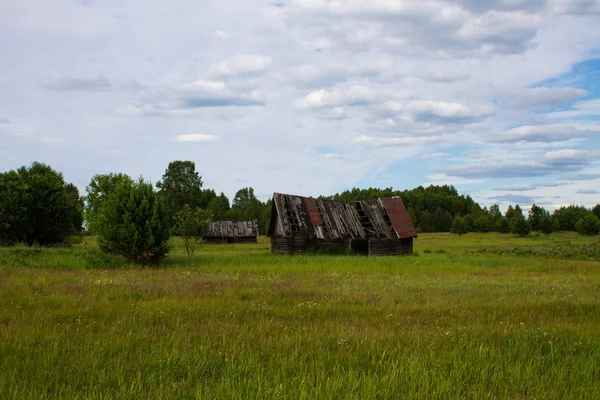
271;235;413;256
204;236;258;244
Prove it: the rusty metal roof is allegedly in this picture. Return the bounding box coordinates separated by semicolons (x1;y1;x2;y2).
268;193;417;240
205;220;259;238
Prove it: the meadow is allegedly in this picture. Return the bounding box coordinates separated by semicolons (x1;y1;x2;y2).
1;233;599;399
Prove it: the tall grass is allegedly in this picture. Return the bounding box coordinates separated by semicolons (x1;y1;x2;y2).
0;233;599;398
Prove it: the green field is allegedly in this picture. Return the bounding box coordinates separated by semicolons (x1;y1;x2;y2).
1;233;599;399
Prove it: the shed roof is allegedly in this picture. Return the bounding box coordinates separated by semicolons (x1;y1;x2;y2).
268;193;417;240
205;220;259;238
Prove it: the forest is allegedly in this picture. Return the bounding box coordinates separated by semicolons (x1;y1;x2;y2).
1;160;599;256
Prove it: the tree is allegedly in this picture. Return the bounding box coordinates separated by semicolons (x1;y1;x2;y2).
450;215;467;235
97;179;170;263
174;205;212;256
0;170;29;245
505;205;516;223
592;204;600;219
496;216;510;234
539;213;553;234
156;161;203;228
528;204;546;231
19;163;83;245
463;214;475;233
553;205;590;231
207;192;230;221
231;187;264;222
575;215;600;236
510;213;531;236
85;173;133;234
64;183;85;237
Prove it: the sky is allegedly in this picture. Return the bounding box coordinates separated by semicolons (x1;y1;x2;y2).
1;0;600;211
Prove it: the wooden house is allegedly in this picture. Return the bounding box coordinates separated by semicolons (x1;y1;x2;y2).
268;193;417;256
203;220;259;244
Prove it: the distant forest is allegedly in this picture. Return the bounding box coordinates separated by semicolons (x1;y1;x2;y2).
1;161;600;248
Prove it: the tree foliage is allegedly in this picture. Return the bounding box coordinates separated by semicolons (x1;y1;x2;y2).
575;214;600;236
97;179;170;263
85;173;133;234
0;162;83;246
156;161;204;228
450;215;467;235
510;212;531;236
174;205;212;256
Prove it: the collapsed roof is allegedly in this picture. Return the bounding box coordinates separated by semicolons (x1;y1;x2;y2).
205;220;259;238
268;193;417;240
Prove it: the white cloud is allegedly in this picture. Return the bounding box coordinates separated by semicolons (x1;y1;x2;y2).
406;100;494;123
211;55;273;77
354;135;439;147
296;85;379;108
494;124;600;143
175;134;219;142
215;30;229;39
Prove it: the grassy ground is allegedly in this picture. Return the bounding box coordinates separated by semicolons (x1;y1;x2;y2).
0;233;599;399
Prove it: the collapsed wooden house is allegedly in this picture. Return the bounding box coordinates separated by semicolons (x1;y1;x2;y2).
268;193;417;256
203;220;259;244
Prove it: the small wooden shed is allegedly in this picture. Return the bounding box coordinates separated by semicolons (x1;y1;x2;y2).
268;193;417;256
203;220;259;244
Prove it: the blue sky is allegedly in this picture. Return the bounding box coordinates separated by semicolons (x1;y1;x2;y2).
1;0;600;210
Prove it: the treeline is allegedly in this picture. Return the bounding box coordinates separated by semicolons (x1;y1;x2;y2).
329;185;600;236
2;161;600;262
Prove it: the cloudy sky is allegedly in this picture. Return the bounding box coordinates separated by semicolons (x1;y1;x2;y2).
1;0;600;210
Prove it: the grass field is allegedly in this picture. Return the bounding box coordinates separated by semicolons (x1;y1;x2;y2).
1;233;599;399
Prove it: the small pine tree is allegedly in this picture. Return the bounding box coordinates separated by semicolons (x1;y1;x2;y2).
575;215;600;236
451;215;467;235
97;178;170;264
539;214;553;234
510;213;531;236
496;216;510;234
551;216;561;232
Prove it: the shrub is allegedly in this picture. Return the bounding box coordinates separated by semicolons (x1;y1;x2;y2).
174;205;212;256
510;213;531;236
97;178;170;264
575;215;600;236
450;215;467;235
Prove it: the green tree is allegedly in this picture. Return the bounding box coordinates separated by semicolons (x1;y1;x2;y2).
0;170;29;245
510;212;531;236
463;214;475;233
496;216;510;234
539;213;553;234
156;161;204;228
207;192;230;220
553;205;590;231
528;204;546;231
592;204;600;219
505;205;515;223
231;187;264;222
85;173;133;234
97;179;170;263
575;215;600;236
450;215;467;235
64;183;85;237
19;162;83;245
174;205;212;256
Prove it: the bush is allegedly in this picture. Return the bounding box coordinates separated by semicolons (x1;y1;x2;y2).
575;215;600;236
0;162;83;246
97;179;170;264
450;215;467;235
174;205;212;256
510;213;531;236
